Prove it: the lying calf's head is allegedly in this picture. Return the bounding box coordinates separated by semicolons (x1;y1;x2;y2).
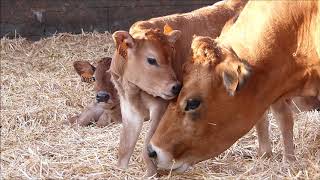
70;57;121;127
148;36;254;172
111;25;182;100
74;57;118;105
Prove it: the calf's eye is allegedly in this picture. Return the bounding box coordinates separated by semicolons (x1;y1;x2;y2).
147;57;158;66
185;99;201;111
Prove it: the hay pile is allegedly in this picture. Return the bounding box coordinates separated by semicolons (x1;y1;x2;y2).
1;32;319;179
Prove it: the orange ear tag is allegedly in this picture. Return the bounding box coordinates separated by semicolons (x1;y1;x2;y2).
163;24;174;35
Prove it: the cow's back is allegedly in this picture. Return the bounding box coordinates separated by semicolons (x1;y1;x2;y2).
220;1;320;62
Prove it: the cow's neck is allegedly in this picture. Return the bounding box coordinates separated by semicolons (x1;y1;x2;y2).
218;0;320;132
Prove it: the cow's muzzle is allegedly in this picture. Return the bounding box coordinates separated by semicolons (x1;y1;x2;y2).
147;145;157;159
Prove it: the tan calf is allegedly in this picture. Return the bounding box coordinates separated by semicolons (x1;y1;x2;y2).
69;57;121;127
149;0;320;172
110;0;249;176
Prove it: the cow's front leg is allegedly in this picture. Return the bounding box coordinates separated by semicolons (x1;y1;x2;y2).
271;100;296;161
255;111;272;158
142;102;167;177
117;104;144;169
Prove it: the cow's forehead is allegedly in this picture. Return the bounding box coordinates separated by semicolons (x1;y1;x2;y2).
180;68;212;99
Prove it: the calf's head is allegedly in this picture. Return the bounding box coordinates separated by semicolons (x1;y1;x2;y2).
74;57;118;104
111;25;182;99
149;36;255;172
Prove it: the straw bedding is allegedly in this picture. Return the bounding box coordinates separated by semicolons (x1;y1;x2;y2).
1;32;319;179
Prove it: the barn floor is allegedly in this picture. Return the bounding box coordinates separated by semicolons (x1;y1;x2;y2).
1;33;319;179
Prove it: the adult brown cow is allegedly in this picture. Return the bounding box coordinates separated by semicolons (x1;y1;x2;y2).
110;0;248;176
149;1;320;172
69;57;121;127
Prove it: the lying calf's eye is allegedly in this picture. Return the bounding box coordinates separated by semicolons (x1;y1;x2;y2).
185;99;201;111
147;57;158;66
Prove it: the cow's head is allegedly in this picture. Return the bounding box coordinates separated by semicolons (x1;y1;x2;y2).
111;25;182;100
73;57;118;104
148;36;254;172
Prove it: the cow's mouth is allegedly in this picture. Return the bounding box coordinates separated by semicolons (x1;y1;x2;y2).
157;162;190;173
159;93;176;100
96;98;109;103
170;163;190;173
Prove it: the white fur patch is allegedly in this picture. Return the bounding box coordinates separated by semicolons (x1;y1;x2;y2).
149;143;189;171
120;97;142;126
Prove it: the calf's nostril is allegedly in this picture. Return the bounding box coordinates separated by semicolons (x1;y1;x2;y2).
96;91;110;102
147;145;157;158
171;82;182;95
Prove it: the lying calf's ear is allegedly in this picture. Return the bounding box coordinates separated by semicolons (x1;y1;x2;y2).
222;60;251;96
73;61;96;83
73;61;96;76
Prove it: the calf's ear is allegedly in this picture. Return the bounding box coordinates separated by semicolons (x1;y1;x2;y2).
112;31;135;59
166;30;182;44
73;61;96;83
164;24;182;44
221;60;251;96
112;31;135;48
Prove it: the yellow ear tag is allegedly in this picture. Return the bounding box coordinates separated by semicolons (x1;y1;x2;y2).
163;24;174;35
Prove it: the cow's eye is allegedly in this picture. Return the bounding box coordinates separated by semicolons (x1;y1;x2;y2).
147;57;158;66
185;99;201;111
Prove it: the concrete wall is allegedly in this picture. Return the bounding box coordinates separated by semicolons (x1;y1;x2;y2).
1;0;219;40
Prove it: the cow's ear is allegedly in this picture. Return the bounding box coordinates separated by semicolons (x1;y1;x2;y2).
221;60;251;96
166;30;181;44
73;61;96;83
112;31;135;59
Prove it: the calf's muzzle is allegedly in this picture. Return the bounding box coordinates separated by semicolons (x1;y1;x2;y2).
171;82;182;96
96;91;110;103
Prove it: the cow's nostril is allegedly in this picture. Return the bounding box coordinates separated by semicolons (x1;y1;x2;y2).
96;91;110;103
147;145;157;158
171;82;182;95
